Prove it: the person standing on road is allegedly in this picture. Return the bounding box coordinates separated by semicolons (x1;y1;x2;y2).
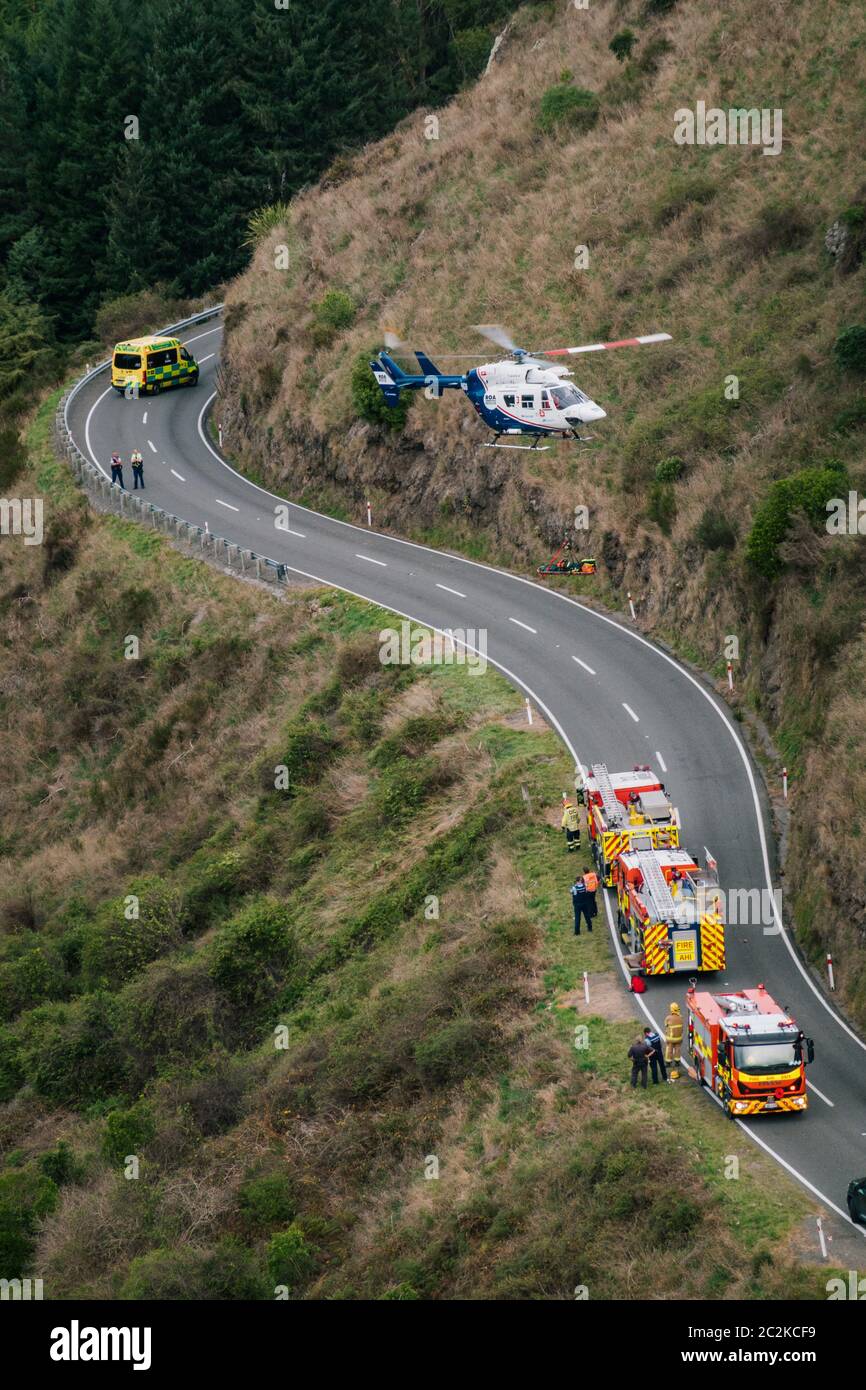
627;1036;652;1089
664;1002;683;1077
561;798;581;852
110;452;125;488
644;1025;667;1084
131;448;144;489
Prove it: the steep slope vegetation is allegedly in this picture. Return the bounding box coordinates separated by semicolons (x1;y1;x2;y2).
217;0;866;1026
0;390;826;1300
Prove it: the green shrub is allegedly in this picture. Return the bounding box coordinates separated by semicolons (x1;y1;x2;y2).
239;1173;297;1232
350;351;412;431
0;423;26;489
122;1238;268;1300
0;938;68;1021
654;456;684;483
102;1102;156;1167
832;400;866;433
310;289;355;347
609;29;636;61
450;27;492;82
0;1167;58;1276
0;1025;23;1101
834;325;866;374
647;1195;701;1245
746;464;846;577
38;1141;81;1187
696;509;737;551
80;878;187;991
653;173;716;226
371;713;457;768
16;994;126;1105
537;85;599;135
267;1223;316;1288
270;721;340;796
414;1017;494;1087
244;202;292;247
647;481;676;534
373;755;454;822
211;897;298;1015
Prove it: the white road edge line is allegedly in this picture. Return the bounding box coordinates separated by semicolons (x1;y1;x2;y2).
572;656;596;675
285;529;306;539
806;1079;835;1108
655;750;667;773
509;617;537;633
436;583;466;598
216;499;239;512
622;702;640;722
170;469;185;482
356;553;387;567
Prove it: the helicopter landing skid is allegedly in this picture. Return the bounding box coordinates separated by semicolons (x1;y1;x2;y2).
483;440;551;451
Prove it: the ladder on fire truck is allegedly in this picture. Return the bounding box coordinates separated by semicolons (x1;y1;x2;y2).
590;763;624;827
633;849;677;921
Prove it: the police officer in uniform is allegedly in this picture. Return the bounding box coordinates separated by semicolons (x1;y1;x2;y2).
131;448;145;489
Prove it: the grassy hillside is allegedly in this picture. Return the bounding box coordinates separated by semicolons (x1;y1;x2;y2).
217;0;866;1026
0;389;830;1300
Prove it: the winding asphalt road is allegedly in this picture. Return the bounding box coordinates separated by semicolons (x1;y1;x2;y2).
66;317;866;1235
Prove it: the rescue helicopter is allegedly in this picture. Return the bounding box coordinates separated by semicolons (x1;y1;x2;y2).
370;324;672;449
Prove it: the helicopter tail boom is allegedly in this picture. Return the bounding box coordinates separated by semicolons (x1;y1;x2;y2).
370;351;464;405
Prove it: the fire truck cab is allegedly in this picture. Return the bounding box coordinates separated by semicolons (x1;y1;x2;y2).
687;984;814;1117
584;763;679;886
613;845;725;976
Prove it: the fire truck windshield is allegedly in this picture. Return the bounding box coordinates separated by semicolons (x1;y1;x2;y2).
734;1040;798;1074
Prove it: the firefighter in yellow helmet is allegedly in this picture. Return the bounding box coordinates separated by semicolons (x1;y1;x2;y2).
561;798;581;852
664;1001;683;1081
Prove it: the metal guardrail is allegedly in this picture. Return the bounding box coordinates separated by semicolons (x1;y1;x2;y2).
57;304;293;588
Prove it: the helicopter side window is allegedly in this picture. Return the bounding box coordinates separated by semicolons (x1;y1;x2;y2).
503;393;516;408
521;394;534;410
551;384;581;409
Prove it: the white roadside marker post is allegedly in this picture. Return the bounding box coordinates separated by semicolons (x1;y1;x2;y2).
525;698;533;725
583;971;590;1005
727;660;733;692
817;1217;827;1259
782;766;788;799
366;500;372;527
628;590;636;621
827;953;836;991
218;424;223;448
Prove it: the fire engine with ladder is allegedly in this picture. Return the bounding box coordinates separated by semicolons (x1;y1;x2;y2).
612;844;726;976
583;763;680;887
686;984;814;1117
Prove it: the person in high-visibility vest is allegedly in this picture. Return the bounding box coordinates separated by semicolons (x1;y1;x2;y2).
664;1002;683;1075
561;799;581;851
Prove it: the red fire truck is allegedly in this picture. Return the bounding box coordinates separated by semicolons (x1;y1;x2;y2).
612;844;725;977
686;984;814;1117
583;763;679;886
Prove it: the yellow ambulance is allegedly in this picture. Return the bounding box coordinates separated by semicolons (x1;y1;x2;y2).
111;336;199;395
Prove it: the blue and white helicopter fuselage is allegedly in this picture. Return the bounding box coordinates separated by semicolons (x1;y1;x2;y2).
370;327;670;449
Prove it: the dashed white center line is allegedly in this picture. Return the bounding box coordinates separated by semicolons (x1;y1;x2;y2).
147;440;157;453
199;353;215;363
622;702;640;722
216;498;239;512
572;656;596;675
142;411;148;424
356;553;386;566
655;750;668;773
806;1079;835;1108
436;583;466;598
170;469;185;482
508;617;537;634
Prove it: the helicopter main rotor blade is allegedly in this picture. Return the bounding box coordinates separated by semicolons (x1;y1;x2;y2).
539;333;672;357
472;323;522;353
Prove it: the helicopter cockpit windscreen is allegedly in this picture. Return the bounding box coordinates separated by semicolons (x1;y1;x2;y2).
550;383;588;410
